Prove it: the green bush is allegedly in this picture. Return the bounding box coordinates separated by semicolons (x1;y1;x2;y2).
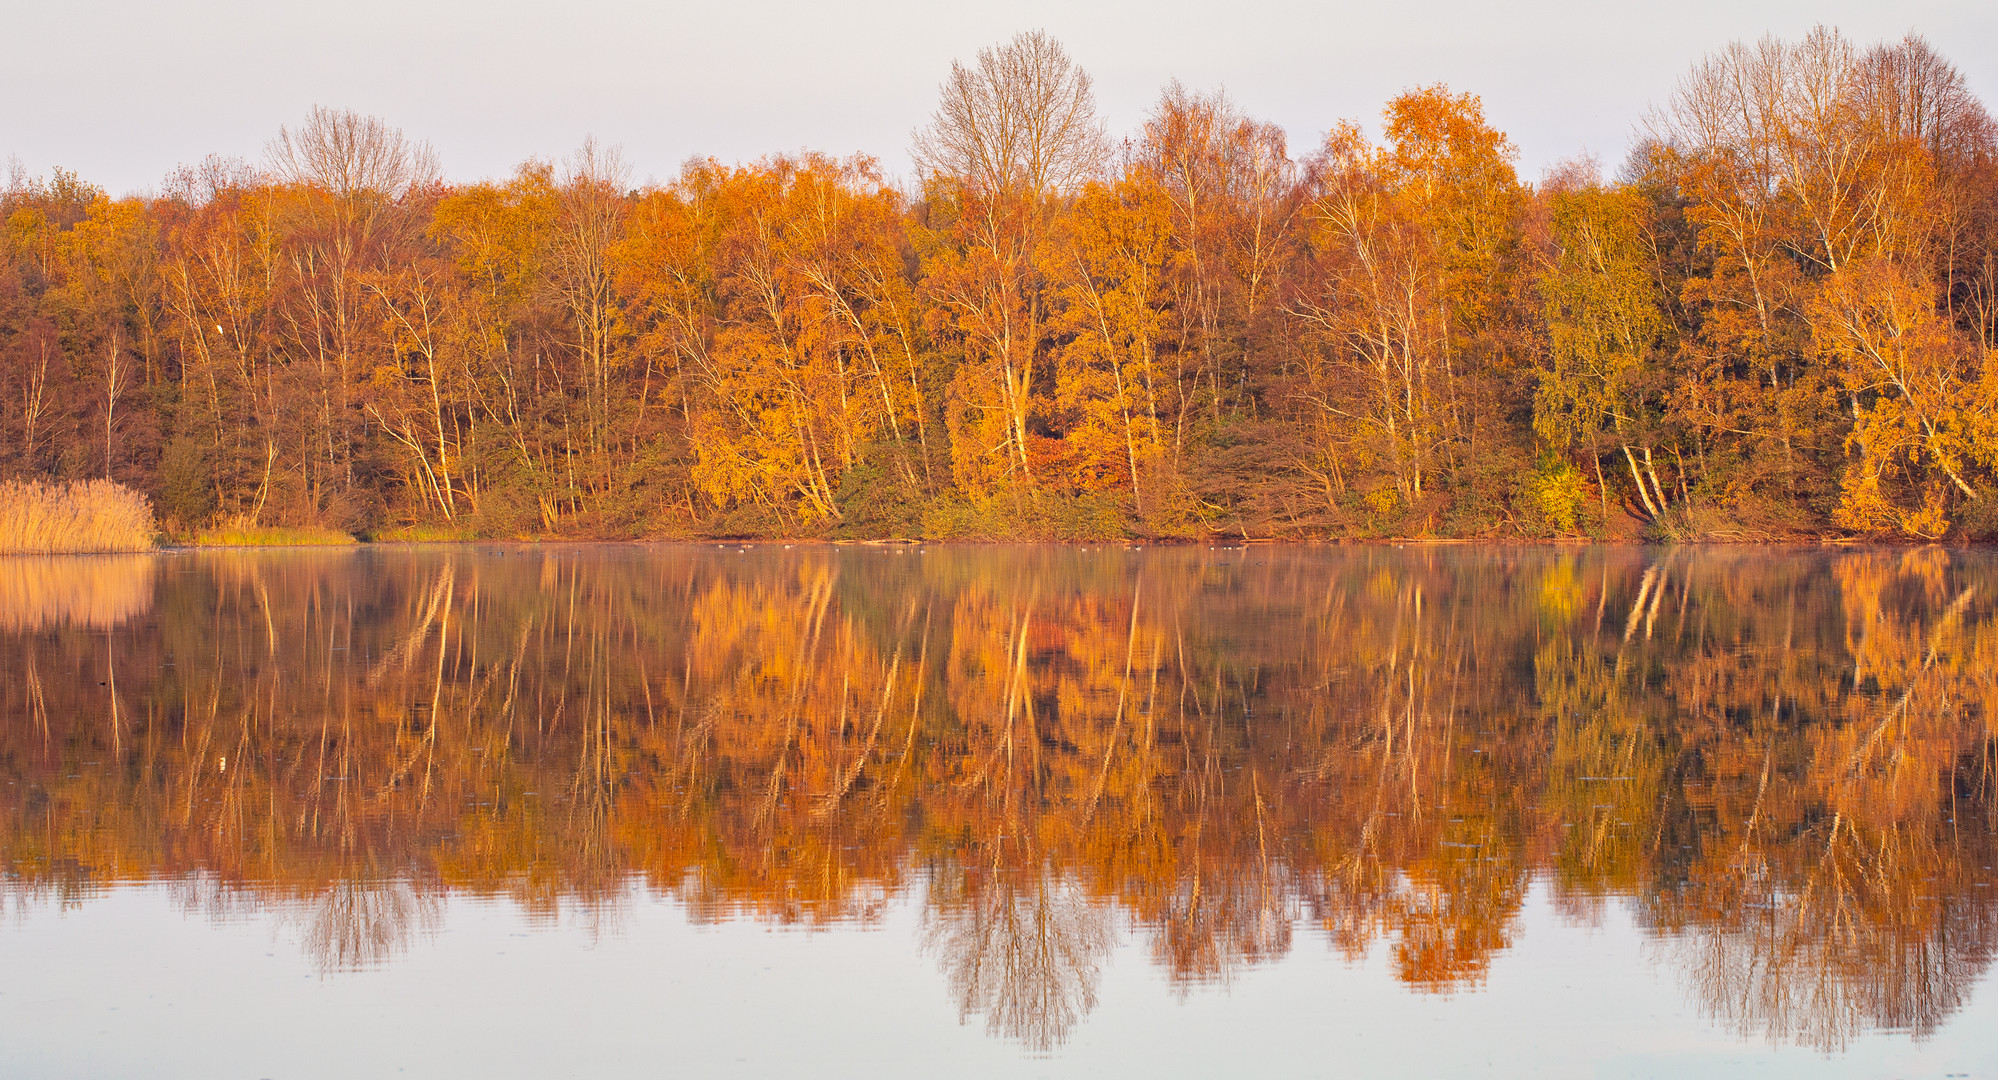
157;435;215;529
1529;457;1593;535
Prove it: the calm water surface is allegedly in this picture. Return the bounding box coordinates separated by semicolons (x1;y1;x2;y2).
4;544;1997;1077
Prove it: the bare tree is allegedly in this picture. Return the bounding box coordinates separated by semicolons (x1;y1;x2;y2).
1856;35;1995;169
20;335;52;470
269;106;439;202
1652;27;1947;276
103;332;129;479
913;30;1107;198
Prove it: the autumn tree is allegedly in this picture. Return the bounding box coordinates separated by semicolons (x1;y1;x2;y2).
1536;164;1670;522
1128;84;1303;529
631;156;919;525
1655;29;1998;537
266;106;439;529
1297;88;1529;528
914;30;1107;496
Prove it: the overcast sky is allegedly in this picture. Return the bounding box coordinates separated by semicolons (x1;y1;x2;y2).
6;0;1995;196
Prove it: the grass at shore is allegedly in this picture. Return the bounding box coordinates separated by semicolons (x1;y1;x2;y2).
369;523;477;543
0;479;158;554
190;525;357;547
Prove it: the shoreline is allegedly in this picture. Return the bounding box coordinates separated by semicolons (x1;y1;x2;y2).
110;535;1990;553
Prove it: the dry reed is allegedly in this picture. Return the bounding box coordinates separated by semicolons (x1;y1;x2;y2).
0;479;158;554
0;553;157;631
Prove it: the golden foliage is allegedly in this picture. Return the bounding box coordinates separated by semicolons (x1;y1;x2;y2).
3;29;1998;544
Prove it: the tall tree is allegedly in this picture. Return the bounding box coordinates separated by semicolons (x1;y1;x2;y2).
914;30;1107;495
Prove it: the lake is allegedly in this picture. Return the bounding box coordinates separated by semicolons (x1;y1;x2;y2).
3;543;1996;1078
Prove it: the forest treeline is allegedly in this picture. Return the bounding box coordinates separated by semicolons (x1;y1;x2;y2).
4;546;1996;1048
4;27;1998;540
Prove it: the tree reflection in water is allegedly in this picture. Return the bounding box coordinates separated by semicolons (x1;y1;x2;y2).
3;544;1997;1049
294;879;447;972
924;866;1115;1052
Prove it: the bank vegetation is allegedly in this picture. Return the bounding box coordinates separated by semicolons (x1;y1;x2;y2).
3;27;1996;542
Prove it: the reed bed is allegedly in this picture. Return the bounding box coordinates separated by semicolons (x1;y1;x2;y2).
0;479;158;554
191;525;358;547
0;553;157;631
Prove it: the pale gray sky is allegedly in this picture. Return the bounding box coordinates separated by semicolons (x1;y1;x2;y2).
6;0;1995;195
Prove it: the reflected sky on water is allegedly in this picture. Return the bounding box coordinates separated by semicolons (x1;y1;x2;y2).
4;544;1998;1077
